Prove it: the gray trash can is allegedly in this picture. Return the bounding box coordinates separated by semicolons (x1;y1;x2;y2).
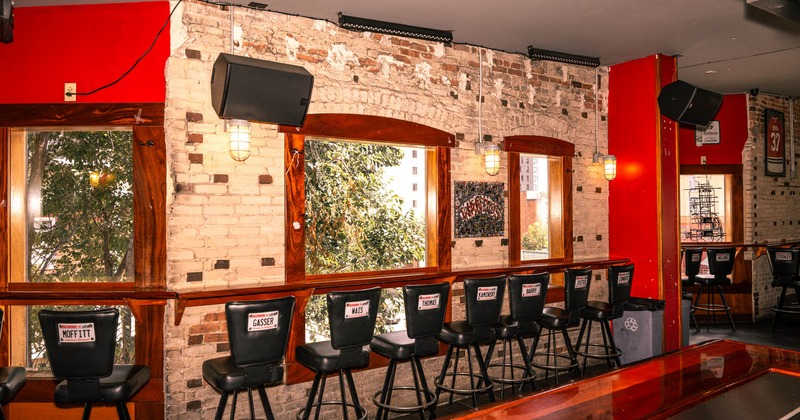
681;294;692;347
613;298;665;365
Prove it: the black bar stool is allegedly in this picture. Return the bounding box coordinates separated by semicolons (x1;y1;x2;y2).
296;287;381;420
767;247;800;331
483;273;549;398
692;247;737;330
203;296;295;420
529;268;590;385
38;308;151;420
434;276;505;408
0;309;25;420
682;248;703;333
370;282;450;419
574;264;634;372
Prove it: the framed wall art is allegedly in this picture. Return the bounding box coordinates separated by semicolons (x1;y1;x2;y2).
454;181;504;238
764;109;785;177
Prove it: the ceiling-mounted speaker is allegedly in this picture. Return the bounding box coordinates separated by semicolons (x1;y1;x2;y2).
657;80;723;127
211;53;314;126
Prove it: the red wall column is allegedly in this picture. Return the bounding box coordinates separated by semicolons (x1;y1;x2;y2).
609;54;682;352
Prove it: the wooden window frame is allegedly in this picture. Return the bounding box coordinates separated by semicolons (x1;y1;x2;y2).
0;103;167;417
504;135;574;267
280;114;455;283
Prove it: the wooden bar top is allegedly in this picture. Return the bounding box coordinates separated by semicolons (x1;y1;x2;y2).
445;340;800;419
169;256;629;325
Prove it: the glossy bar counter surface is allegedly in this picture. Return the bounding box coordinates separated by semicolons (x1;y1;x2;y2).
447;340;800;419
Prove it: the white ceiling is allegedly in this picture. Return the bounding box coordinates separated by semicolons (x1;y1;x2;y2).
13;0;800;97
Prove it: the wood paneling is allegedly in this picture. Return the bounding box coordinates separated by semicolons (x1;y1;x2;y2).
284;133;306;284
0;103;164;127
502;135;575;157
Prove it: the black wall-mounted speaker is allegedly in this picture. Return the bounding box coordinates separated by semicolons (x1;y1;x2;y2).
657;80;722;127
211;53;314;126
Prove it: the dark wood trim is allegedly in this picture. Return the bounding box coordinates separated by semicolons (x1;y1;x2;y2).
563;157;574;259
0;128;7;290
436;147;452;271
502;135;575;157
284;133;306;284
279;114;455;148
133;126;167;289
508;151;521;266
0;103;165;127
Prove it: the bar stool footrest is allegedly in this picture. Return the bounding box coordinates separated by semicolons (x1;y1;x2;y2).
692;303;731;312
434;372;493;396
296;400;368;420
372;386;437;415
574;343;622;360
485;362;536;386
530;352;578;372
772;303;800;315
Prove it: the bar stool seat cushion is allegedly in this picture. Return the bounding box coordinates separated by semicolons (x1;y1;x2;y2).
494;315;520;339
370;332;439;360
54;364;150;404
296;341;369;374
581;301;614;321
437;320;495;347
695;274;731;286
0;366;25;403
771;275;800;287
539;307;570;329
203;356;283;392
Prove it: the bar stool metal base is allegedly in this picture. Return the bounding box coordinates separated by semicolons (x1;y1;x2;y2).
297;370;367;420
529;328;580;385
692;284;736;331
574;319;621;373
484;337;536;398
372;357;437;420
434;345;494;408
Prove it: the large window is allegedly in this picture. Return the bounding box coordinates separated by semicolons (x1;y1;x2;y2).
281;114;453;343
505;136;573;267
679;174;732;242
8;129;137;370
1;104;166;387
304;138;427;274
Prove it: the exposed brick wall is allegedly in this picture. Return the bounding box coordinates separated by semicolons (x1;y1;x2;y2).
743;93;800;320
164;1;611;417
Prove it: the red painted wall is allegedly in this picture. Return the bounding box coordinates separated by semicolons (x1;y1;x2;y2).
678;94;748;166
0;2;169;104
609;55;661;299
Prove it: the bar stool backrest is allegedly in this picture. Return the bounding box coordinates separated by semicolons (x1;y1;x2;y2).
226;296;295;367
683;248;703;281
609;264;635;319
565;268;593;325
39;308;118;380
464;276;506;328
767;247;800;280
707;247;736;278
328;287;381;350
404;282;450;339
507;273;550;322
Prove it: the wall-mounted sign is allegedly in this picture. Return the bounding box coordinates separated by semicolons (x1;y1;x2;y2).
695;120;720;145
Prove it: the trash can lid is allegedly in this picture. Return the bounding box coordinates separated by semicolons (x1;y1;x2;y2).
624;297;666;311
